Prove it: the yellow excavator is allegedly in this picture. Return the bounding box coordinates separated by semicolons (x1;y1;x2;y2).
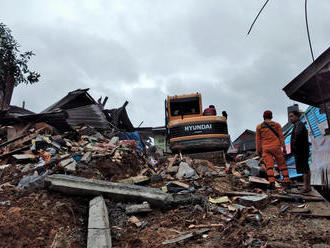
165;93;230;153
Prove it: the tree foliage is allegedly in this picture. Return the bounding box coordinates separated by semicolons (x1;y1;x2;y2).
0;23;40;87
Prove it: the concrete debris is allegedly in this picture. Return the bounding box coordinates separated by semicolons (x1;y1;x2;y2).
18;170;49;189
249;176;270;185
246;159;261;176
176;162;196;179
87;195;112;248
128;216;143;227
125;202;152;214
0;107;329;247
45;174;172;207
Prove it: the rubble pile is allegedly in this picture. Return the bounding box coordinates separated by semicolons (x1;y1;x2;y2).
0;126;330;247
0;124;152;247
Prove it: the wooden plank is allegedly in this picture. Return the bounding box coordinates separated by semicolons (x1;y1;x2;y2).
0;127;46;148
188;224;224;229
221;191;262;197
168;154;178;168
289;208;311;214
0;145;30;159
0;133;28;148
162;228;209;245
249;176;270;185
300;213;330;218
271;194;324;202
221;191;324;202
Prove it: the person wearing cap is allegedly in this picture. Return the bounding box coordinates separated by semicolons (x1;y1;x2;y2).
256;110;290;188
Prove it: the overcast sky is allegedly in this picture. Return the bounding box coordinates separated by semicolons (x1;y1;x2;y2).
1;0;330;139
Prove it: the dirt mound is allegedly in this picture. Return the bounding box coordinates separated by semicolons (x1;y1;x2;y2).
0;189;88;248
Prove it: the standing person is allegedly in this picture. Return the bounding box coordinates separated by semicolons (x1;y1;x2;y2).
289;111;311;193
256;110;290;188
203;105;217;116
222;111;228;119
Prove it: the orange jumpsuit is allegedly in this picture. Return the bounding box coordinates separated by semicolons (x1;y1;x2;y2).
256;119;290;183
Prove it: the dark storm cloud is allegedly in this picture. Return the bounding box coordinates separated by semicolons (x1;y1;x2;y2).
1;0;330;139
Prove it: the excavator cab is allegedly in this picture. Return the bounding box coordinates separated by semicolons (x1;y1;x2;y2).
165;93;230;153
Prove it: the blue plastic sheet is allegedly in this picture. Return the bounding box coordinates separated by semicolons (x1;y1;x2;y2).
123;131;143;151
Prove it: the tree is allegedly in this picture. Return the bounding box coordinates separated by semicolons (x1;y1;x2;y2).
0;22;40;111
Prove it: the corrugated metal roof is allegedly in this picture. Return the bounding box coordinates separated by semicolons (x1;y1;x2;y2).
283;46;330;107
8;105;35;116
66;104;110;130
41;88;96;113
104;101;134;132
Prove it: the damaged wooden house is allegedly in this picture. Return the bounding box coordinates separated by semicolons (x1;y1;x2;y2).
0;88;135;140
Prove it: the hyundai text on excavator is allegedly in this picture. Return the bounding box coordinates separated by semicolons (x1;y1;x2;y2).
165;93;230;153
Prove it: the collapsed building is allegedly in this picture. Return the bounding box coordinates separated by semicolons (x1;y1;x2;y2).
0;88;135;141
232;129;256;154
0;87;329;247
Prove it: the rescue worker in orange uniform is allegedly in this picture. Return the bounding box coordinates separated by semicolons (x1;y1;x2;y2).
256;110;290;188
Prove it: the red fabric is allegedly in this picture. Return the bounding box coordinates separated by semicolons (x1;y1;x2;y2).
263;147;290;183
204;108;217;116
263;110;272;119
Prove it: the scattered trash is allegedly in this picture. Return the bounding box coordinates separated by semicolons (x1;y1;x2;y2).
280;204;289;213
162;228;210;245
239;195;268;208
128;216;143;227
246;159;261;176
209;196;230;204
0;200;10;206
18;170;49;189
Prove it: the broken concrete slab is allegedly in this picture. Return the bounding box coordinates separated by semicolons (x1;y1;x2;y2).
65;161;77;172
176;162;196;179
87;195;112;248
88;196;110;229
45;174;172;207
58;158;77;171
88;229;112;248
59;158;75;167
246;159;262;176
125;202;152;214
